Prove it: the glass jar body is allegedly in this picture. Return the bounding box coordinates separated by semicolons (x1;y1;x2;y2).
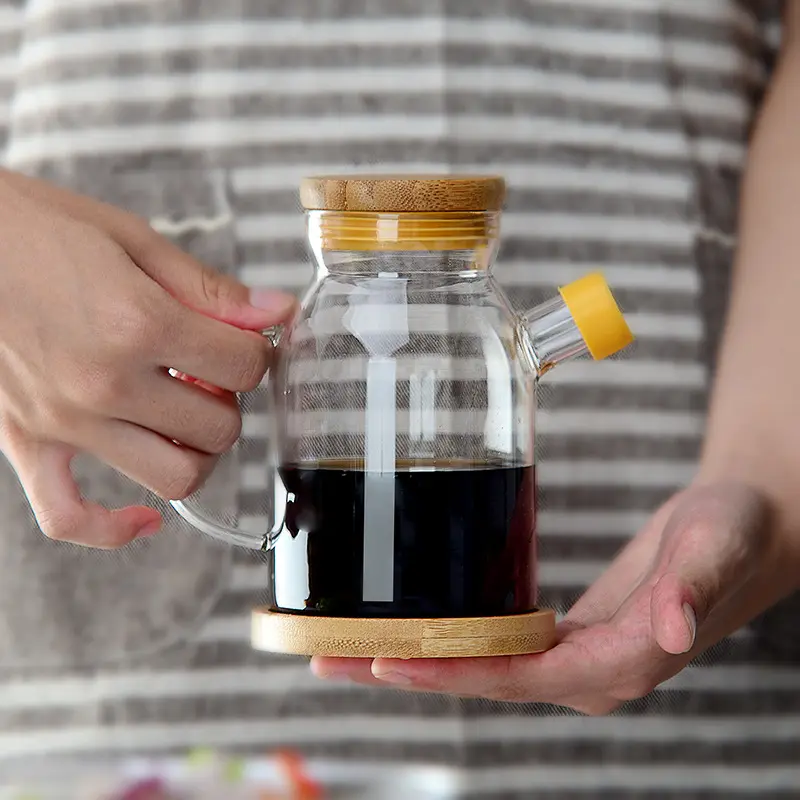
265;215;539;618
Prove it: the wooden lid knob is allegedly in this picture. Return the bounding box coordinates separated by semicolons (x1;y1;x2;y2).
300;174;506;213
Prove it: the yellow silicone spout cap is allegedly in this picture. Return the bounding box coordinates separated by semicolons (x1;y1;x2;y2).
558;273;634;360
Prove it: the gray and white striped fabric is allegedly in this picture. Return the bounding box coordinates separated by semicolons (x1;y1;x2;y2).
0;0;797;797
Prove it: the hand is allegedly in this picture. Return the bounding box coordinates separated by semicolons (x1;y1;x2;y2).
0;170;296;548
312;482;800;714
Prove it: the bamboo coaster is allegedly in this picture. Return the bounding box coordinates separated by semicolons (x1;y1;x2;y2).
251;608;556;659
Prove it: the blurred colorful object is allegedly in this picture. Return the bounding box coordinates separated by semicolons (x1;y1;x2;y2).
9;749;324;800
117;778;170;800
273;751;323;800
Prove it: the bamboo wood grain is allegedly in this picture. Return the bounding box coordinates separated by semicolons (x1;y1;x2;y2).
300;174;506;212
251;608;555;658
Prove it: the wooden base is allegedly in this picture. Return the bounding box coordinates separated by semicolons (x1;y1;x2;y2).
251;608;556;659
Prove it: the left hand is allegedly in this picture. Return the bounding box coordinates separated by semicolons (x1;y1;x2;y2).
312;481;800;714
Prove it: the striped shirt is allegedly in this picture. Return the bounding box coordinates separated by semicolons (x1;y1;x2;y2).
0;0;796;797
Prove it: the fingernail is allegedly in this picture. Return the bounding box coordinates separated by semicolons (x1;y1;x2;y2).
137;521;162;538
250;288;294;312
683;602;697;650
371;661;414;686
309;659;349;682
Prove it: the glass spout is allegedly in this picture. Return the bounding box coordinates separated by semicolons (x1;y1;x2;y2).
519;272;634;376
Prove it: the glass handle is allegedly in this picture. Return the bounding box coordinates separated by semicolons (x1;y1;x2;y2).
170;477;286;550
170;326;287;550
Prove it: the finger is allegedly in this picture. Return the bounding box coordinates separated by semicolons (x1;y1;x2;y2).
321;655;518;697
316;618;673;713
367;633;595;703
648;483;769;651
0;171;298;332
378;629;669;716
80;418;217;501
131;233;297;332
310;658;384;686
163;307;274;392
566;493;683;626
318;624;608;704
371;656;515;696
5;436;161;548
120;370;242;455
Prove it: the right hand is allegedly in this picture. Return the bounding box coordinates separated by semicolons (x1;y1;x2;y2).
316;482;798;714
0;170;296;548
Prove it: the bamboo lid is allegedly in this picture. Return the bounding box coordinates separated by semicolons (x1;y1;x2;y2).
300;174;506;213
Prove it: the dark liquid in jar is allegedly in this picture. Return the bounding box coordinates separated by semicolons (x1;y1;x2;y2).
267;461;537;618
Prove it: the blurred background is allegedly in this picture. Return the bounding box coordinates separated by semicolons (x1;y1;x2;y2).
0;1;797;798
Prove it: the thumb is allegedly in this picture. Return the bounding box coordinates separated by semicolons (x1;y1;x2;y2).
4;434;162;549
132;236;296;331
648;483;769;655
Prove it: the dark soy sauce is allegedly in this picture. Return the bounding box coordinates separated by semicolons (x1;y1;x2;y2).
267;461;538;618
